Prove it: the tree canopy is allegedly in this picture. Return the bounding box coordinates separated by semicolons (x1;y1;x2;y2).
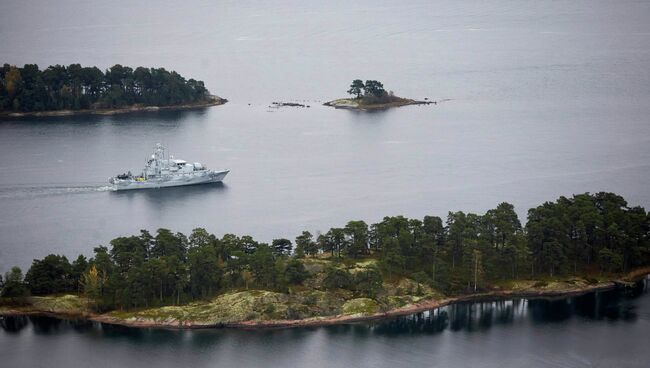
1;192;648;311
347;79;365;99
346;79;387;99
345;79;402;105
0;63;211;113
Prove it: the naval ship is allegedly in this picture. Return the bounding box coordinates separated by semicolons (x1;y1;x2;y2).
109;144;229;190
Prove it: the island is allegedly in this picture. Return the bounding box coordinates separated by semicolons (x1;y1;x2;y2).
1;192;649;329
324;79;434;110
0;63;226;118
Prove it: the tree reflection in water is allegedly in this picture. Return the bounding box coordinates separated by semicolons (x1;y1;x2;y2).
0;315;28;333
371;279;645;336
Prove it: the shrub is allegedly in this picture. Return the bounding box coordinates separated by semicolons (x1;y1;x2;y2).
322;267;353;290
284;259;309;285
353;267;383;298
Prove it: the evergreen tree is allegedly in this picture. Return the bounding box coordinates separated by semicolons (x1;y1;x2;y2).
347;79;364;98
2;192;647;313
0;63;212;113
272;238;293;257
25;254;73;295
1;267;29;298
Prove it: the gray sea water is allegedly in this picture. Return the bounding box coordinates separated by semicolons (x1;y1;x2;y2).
1;0;649;273
1;1;649;366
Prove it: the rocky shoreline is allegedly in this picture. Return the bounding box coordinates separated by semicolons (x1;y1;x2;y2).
2;269;647;330
89;281;623;330
323;97;436;111
0;95;227;119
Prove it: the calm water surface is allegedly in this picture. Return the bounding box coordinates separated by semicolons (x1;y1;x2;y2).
1;281;649;368
1;0;649;272
1;1;650;366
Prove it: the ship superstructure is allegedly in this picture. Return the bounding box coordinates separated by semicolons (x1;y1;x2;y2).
109;143;229;190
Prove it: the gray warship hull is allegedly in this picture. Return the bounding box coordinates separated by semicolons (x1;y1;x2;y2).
109;144;229;191
110;170;229;191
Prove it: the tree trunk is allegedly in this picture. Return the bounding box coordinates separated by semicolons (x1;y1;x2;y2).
473;256;478;292
432;261;436;284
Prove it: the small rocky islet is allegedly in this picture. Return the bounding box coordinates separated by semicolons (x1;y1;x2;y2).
324;79;436;110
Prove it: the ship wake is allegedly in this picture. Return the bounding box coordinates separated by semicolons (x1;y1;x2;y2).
0;184;113;200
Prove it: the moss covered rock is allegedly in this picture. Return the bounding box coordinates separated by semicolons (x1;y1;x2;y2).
0;294;91;315
28;295;91;314
342;298;379;316
109;290;290;325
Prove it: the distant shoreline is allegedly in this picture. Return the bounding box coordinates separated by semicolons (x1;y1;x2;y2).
0;95;227;119
2;268;647;330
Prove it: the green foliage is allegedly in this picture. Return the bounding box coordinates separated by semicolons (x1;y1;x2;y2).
295;231;318;257
342;298;379;315
325;228;347;257
271;238;293;257
598;248;623;273
81;265;102;310
353;267;383;297
363;80;385;98
0;63;211;112
71;255;88;292
188;228;222;299
347;79;364;98
344;78;408;106
323;267;354;290
152;229;187;259
284;259;309;285
344;220;369;258
526;193;647;277
3;192;648;312
24;254;74;295
379;237;405;278
1;267;29;298
249;244;278;288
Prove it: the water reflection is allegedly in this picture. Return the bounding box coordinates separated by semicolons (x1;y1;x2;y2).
107;108;211;124
0;107;210;126
0;315;28;333
371;280;646;336
528;283;643;323
110;182;229;209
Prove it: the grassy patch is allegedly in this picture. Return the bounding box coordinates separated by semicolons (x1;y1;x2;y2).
342;298;379;316
386;295;416;309
0;294;92;315
109;290;289;325
300;258;333;275
329;98;360;107
28;295;91;313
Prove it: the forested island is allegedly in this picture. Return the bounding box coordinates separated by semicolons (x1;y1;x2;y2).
324;79;434;110
1;192;648;328
0;63;225;118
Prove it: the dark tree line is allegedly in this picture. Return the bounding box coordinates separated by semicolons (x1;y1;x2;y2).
0;63;210;112
346;79;402;104
370;193;648;292
347;79;386;98
2;192;648;309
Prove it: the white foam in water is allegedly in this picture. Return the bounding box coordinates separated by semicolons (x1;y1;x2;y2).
0;184;113;200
